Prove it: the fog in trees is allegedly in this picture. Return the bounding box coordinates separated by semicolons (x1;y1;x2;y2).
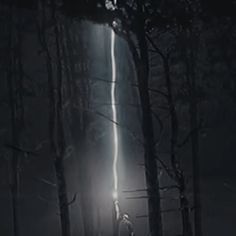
0;1;236;236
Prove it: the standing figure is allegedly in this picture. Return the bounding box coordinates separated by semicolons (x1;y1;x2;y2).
119;213;135;236
113;200;135;236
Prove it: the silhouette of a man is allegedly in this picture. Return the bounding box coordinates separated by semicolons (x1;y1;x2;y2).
113;200;135;236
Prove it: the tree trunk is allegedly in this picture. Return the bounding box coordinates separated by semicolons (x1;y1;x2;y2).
8;32;20;236
146;33;193;236
8;69;20;236
53;3;71;235
163;58;193;236
189;76;202;236
137;49;163;236
184;29;202;236
7;4;24;236
130;4;163;234
179;177;193;236
37;2;71;235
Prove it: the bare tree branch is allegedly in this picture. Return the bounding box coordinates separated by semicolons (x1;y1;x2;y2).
34;177;57;188
5;143;38;156
66;193;77;207
123;185;179;193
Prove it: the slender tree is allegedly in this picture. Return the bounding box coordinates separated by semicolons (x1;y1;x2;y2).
123;2;164;235
147;33;193;236
184;28;202;236
37;1;71;235
6;4;24;236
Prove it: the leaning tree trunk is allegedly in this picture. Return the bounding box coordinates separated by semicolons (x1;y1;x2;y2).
53;3;71;236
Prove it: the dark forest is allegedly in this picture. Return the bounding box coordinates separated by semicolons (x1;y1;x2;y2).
0;0;236;236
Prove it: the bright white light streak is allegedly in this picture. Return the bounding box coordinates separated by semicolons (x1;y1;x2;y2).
111;27;118;201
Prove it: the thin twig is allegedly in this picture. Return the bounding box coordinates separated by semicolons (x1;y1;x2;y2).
5;143;38;155
34;177;57;188
66;193;77;207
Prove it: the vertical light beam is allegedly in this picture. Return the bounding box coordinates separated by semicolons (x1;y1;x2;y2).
111;27;118;200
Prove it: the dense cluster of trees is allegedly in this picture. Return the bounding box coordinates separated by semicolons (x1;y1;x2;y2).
0;0;236;236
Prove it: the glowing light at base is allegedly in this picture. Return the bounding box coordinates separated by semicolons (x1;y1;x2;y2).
111;28;119;201
112;190;118;200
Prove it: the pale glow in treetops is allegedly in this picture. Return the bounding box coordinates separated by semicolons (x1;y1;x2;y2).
105;0;117;10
